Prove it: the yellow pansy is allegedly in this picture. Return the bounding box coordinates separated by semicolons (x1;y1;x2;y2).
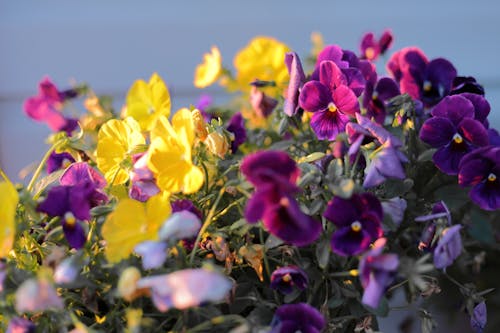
147;109;204;194
232;36;290;96
0;180;19;257
194;46;222;88
96;117;145;185
124;73;171;131
101;191;171;263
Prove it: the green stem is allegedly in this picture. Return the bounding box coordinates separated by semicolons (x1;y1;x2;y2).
259;226;271;282
189;187;225;266
27;141;63;193
0;167;11;183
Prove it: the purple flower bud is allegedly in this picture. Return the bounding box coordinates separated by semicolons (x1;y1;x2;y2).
470;301;487;333
270;265;308;294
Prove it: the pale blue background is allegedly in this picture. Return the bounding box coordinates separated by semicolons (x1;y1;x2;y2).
1;1;500;332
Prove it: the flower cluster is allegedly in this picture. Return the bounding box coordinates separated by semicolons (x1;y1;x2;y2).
0;31;498;332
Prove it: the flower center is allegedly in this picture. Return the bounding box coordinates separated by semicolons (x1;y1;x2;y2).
328;102;337;113
351;221;362;232
280;197;290;207
282;273;292;283
423;81;432;92
452;133;463;144
64;212;76;227
372;91;379;101
365;47;375;60
488;173;497;182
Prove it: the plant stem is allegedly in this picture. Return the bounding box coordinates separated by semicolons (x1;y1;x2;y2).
259;225;271;282
27;141;62;193
0;167;11;183
189;187;225;266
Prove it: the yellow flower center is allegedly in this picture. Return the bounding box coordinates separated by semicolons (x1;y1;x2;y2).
64;212;76;227
328;102;337;113
365;47;375;60
423;81;432;92
280;197;290;207
453;133;463;144
282;273;292;283
488;173;497;182
372;91;379;101
351;221;362;232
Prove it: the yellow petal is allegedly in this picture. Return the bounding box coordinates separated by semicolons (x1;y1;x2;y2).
146;191;171;229
194;46;222;88
172;108;195;149
0;181;18;257
182;164;204;194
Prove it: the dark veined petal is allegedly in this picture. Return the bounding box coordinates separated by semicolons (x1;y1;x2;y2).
432;144;471;175
310;109;350;141
323;196;360;227
330;226;373;256
298;81;331;113
469;181;500;211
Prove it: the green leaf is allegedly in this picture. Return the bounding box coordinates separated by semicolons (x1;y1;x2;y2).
33;169;65;196
467;208;495;244
299;152;325;163
315;236;330;269
434;184;469;211
417;148;437;162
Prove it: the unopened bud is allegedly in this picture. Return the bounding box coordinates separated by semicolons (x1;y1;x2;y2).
192;109;208;141
205;131;229;159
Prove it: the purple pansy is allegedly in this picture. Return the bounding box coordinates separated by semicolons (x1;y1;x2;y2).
226;112;247;153
6;317;36;333
362;76;400;124
381;197;407;228
24;77;79;135
37;163;107;248
458;146;500;211
134;241;168;270
284;52;306;117
241;151;322;246
323;192;384;256
415;201;451;251
171;199;203;220
136;269;232;312
250;86;278;118
46;151;75;174
450;76;485;96
470;301;487;333
360;29;394;61
270;303;325;333
299;60;360;140
129;153;160;202
358;238;399;308
433;225;462;269
15;277;64;313
270;265;308;294
387;47;457;106
419;95;489;175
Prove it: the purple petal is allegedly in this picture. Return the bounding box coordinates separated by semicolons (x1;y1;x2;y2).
60;162;107;189
458;118;489;147
324;196;359;227
37;186;71;217
331;226;373;256
469;181;500;211
299;81;331;113
333;85;360;116
284;52;306;117
433;144;470;175
419;117;455;147
134;241;168;270
310;110;350;141
62;221;87;249
431;95;475;126
433;225;462;269
471;302;487;333
461;93;490;125
319;60;347;90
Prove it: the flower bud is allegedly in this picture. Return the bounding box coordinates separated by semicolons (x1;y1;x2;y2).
192;109;208;141
205;131;229;159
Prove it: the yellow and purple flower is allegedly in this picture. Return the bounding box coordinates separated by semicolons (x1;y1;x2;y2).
46;151;75;174
358;238;399;308
420;95;489;175
299;60;360;140
323;192;383;256
270;265;308;294
415;201;451;251
458;146;500;211
270;303;325;333
362;76;400;124
359;29;394;61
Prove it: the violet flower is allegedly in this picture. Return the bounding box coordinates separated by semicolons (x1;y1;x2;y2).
323;192;384;256
270;303;325;333
171;199;203;220
226;112;247;153
299;60;360;140
381;197;407;228
158;211;201;242
415;201;451;251
46;151;75;174
362;76;400;124
433;225;462;269
363;138;408;188
387;47;457;106
24;77;79;134
458;146;500;211
6;317;36;333
129;153;160;202
358;238;399;308
15;277;64;313
420;95;489;175
270;265;308;294
136;268;232;312
450;76;485;96
284;52;306;117
470;301;487;333
0;262;5;293
360;29;394;61
134;241;168;270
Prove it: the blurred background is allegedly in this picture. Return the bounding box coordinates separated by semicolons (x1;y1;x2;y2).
1;1;499;331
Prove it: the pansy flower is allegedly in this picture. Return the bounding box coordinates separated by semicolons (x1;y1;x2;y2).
299;60;359;140
270;303;325;333
470;301;487;333
450;76;485;96
415;201;451;251
226;112;247;153
147;109;204;194
136;268;232;312
15;277;64;313
359;29;394;61
270;265;308;294
0;179;19;257
458;146;500;211
24;77;79;134
358;238;399;308
420;95;489;175
6;317;36;333
101;191;171;263
96;117;145;185
194;46;222;88
362;76;400;124
250;85;278;119
323;192;383;256
123;73;171;131
387;47;457;106
284;51;306;117
46;151;75;174
433;225;462;269
129;152;160;202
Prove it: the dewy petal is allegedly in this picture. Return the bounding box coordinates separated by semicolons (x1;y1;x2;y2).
419;117;455;148
298;81;331;113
